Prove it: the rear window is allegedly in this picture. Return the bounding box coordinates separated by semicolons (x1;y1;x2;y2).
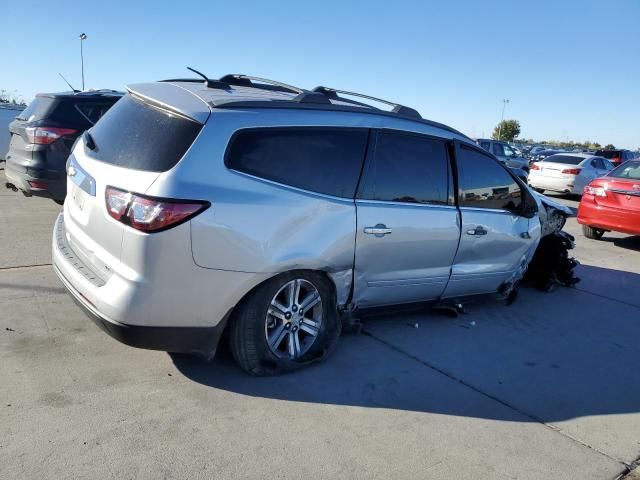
16;97;56;121
543;155;584;165
226;127;369;198
609;161;640;180
87;94;202;172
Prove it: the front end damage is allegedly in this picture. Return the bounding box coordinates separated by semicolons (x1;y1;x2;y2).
523;193;580;291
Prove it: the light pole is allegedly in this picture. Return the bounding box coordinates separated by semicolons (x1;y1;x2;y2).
79;33;87;91
497;98;509;140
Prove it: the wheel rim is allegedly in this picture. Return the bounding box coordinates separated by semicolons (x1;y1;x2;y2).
265;279;323;360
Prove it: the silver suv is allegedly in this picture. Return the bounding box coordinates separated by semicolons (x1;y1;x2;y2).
53;73;568;375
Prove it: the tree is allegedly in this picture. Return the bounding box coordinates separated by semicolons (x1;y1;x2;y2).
492;119;521;142
603;144;616;150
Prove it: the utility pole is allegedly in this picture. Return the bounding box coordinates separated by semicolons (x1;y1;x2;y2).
497;98;509;140
79;33;87;91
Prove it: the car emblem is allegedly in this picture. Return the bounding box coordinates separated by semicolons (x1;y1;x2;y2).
67;165;77;177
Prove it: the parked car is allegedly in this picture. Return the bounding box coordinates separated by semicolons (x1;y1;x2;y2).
528;153;614;195
594;149;636;167
52;73;573;375
528;149;563;164
577;160;640;239
4;90;123;203
0;103;25;161
476;139;530;173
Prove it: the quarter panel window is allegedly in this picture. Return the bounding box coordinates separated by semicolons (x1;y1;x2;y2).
457;145;522;211
358;132;450;205
226;128;369;198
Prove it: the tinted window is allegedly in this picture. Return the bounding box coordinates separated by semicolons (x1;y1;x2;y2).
358;132;450;205
544;155;584;165
609;161;640;180
596;150;622;160
87;94;202;172
16;97;56;121
479;141;490;151
74;101;118;124
492;143;505;156
226;128;368;198
457;145;522;211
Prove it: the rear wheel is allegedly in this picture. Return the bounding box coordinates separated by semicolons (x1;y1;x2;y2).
582;225;605;240
229;271;339;376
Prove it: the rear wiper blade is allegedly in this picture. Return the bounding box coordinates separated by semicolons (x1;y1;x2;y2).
83;131;96;151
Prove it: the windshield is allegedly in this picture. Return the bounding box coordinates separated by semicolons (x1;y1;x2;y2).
543;155;584;165
609;161;640;180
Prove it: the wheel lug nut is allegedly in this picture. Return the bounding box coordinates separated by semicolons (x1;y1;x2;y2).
285;322;291;329
292;305;298;312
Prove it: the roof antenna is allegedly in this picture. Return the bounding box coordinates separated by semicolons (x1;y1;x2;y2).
185;67;229;90
59;73;79;92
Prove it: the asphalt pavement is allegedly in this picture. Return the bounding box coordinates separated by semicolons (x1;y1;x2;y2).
1;185;639;480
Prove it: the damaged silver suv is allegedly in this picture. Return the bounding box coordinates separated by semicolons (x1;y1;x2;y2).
52;72;573;375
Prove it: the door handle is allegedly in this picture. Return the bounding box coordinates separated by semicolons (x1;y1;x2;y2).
364;224;393;237
466;226;488;236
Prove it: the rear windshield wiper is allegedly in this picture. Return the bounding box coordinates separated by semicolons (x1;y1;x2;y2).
83;131;96;151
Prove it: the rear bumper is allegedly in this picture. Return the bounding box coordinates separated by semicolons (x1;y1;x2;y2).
52;211;267;358
577;202;640;236
528;175;581;194
54;263;227;359
4;155;66;201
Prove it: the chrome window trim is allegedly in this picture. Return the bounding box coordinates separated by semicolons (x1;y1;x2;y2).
355;198;456;209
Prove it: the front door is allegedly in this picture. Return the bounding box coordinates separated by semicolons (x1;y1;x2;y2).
353;131;461;308
442;141;540;298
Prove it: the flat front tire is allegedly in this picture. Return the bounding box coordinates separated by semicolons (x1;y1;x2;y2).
582;225;605;240
229;271;340;376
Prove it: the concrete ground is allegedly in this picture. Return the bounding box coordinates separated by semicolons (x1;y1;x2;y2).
1;182;639;480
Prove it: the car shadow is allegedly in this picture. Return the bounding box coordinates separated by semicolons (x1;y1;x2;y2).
599;235;640;252
173;264;640;423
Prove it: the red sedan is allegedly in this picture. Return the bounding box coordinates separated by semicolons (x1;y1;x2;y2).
577;160;640;239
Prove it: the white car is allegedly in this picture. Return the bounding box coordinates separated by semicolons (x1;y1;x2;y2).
528;153;614;195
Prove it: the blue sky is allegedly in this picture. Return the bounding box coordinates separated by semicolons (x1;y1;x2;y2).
2;0;639;148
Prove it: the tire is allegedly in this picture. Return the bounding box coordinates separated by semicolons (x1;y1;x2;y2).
229;271;340;376
582;225;605;240
534;188;545;194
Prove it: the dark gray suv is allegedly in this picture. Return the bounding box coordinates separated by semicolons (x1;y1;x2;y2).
5;90;122;203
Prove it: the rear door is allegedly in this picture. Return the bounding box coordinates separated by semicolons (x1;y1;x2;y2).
442;142;539;298
353;130;460;308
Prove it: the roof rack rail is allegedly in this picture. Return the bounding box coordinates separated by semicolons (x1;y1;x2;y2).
218;75;330;104
219;74;302;94
313;86;422;120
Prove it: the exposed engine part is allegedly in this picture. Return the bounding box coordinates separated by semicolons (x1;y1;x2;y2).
524;231;580;291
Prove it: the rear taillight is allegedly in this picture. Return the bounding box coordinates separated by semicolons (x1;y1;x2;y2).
530;163;540;170
27;180;48;190
105;187;209;233
25;127;78;145
611;157;620;164
584;184;607;197
561;168;581;175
